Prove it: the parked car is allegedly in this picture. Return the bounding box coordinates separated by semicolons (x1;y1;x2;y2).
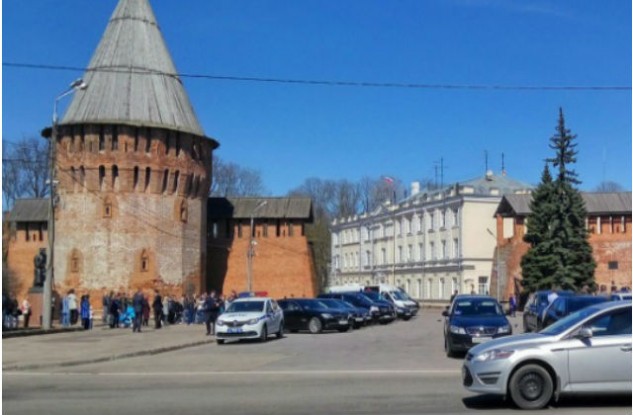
611;292;632;301
318;292;395;324
215;297;284;344
540;295;608;329
362;290;411;321
442;295;512;357
523;290;574;332
463;300;632;409
317;298;367;329
278;298;352;333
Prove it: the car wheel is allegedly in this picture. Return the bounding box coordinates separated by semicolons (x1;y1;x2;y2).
308;317;323;334
216;339;225;345
445;337;456;358
403;316;412;321
259;324;268;342
508;364;554;410
276;322;284;338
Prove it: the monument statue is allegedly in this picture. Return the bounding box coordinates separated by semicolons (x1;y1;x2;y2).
33;248;47;287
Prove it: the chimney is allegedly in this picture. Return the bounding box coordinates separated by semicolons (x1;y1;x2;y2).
411;181;420;196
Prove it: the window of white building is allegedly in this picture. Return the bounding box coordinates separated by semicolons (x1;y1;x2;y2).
381;248;387;265
441;240;447;259
397;246;402;263
407;245;413;262
430;242;436;260
453;238;459;258
440;278;445;298
426;279;432;299
419;243;424;261
478;276;488;295
417;279;422;298
332;233;339;245
453;208;460;227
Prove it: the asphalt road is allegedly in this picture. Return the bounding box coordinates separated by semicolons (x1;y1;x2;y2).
3;311;631;415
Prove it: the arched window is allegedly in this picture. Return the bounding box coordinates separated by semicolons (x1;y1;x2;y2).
173;171;180;194
133;166;139;191
99;126;105;151
179;200;188;223
140;250;150;272
112;165;119;191
103;196;113;218
145;167;151;192
112;126;118;151
99;165;106;190
162;169;169;194
145;128;152;153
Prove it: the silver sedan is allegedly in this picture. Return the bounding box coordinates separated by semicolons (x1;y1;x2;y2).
463;300;632;409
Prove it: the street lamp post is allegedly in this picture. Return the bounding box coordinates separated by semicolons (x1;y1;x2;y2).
486;228;501;301
43;78;87;330
246;200;268;292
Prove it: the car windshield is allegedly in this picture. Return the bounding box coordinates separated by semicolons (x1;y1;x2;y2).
453;299;503;316
363;291;381;301
299;300;329;311
568;297;606;313
225;301;265;313
320;299;345;309
539;305;603;335
391;291;408;300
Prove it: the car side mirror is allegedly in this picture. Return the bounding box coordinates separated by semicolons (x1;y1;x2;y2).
442;310;449;317
577;327;593;339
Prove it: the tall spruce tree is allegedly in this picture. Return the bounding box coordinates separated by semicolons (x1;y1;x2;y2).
521;109;596;292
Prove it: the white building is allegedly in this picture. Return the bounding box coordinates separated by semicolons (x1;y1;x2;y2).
330;171;532;301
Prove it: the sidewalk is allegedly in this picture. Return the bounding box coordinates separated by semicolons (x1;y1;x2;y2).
2;322;215;371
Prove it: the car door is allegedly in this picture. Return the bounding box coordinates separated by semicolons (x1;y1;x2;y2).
282;301;301;330
269;300;281;332
567;308;632;392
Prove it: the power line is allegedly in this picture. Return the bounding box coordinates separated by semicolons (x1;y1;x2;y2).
3;62;631;92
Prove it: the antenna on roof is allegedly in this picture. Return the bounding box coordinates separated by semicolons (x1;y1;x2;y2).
501;153;506;176
484;150;488;174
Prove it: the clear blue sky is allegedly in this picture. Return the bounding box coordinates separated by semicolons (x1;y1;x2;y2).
3;0;631;196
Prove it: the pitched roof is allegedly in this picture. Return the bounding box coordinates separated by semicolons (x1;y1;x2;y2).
208;197;313;221
495;192;632;217
9;199;49;223
61;0;206;138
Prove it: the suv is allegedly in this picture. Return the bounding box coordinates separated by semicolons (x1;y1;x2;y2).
215;297;284;344
523;290;574;332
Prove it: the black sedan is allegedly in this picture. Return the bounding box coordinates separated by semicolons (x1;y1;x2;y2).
278;299;352;334
539;295;608;329
319;292;395;324
317;298;367;329
442;295;512;357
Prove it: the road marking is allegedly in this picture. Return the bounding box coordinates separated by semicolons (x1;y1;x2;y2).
5;369;461;377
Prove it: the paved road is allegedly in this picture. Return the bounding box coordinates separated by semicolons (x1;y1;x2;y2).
3;311;631;415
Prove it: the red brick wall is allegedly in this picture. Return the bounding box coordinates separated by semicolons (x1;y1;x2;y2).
498;213;632;298
207;220;317;299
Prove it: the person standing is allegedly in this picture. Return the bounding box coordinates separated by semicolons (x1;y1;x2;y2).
152;290;163;329
109;294;120;328
21;298;32;328
68;289;78;325
80;294;91;330
61;292;70;327
132;288;144;333
509;294;517;317
102;291;112;326
142;295;150;327
204;291;219;336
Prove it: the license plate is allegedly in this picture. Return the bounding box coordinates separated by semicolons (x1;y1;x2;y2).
228;327;242;334
339;320;348;325
472;337;490;344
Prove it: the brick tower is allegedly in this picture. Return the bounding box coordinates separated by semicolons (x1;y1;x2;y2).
52;0;218;299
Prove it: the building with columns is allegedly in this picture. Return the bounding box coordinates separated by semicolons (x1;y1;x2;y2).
330;171;532;301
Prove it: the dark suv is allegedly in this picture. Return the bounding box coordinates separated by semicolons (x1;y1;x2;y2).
523;290;574;332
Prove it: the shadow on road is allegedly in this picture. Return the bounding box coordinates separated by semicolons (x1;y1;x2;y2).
463;393;632;410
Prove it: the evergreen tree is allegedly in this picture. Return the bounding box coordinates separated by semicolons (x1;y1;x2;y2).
521;109;596;292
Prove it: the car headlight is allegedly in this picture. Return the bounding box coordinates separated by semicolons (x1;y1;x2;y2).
216;320;225;326
321;313;333;319
370;306;379;313
449;325;466;334
247;317;261;325
497;325;511;334
473;349;515;362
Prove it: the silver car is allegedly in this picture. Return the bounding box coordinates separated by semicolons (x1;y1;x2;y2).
463;301;632;409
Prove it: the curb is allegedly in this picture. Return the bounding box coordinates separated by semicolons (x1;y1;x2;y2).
2;327;85;339
3;338;217;371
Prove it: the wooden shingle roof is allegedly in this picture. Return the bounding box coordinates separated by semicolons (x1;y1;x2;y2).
495;192;632;217
208;197;313;221
61;0;207;138
8;199;48;223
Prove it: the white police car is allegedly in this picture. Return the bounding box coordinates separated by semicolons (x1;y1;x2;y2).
215;297;284;344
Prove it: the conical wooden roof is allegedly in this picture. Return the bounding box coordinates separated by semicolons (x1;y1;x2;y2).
61;0;205;137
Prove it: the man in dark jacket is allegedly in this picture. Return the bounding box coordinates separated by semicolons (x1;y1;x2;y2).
204;291;218;335
132;289;144;333
152;290;163;329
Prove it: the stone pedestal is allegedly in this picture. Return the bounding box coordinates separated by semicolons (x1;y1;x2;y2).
27;287;43;328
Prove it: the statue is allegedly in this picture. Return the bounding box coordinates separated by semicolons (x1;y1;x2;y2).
33;248;47;287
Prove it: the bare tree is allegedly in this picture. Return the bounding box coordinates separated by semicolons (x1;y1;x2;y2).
2;137;50;209
594;181;625;192
210;155;267;197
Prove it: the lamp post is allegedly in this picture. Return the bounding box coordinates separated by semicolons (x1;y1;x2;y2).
43;78;87;330
486;228;500;301
246;200;268;292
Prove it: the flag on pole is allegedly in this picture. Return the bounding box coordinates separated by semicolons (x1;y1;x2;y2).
382;176;394;185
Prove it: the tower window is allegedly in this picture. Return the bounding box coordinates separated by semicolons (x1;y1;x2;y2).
99;165;106;190
162;169;169;194
133;166;139;191
112;165;119;190
179;200;188;222
99;126;105;151
141;250;150;272
112;126;118;151
173;171;180;194
145;128;152;153
103;198;113;218
145;167;151;192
